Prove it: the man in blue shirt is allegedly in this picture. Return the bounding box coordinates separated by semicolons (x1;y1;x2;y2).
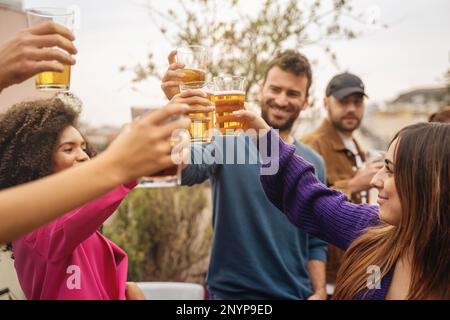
163;50;328;300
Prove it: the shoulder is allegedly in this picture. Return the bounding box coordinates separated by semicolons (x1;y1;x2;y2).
294;142;325;169
300;128;329;149
300;131;318;145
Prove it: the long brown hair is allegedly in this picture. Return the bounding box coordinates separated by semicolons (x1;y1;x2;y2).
334;123;450;299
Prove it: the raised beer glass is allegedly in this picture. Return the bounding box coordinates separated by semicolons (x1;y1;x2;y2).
130;106;184;188
213;76;246;136
179;81;215;143
176;45;208;85
26;7;74;91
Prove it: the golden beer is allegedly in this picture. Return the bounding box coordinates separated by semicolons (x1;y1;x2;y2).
215;91;245;135
180;81;214;143
180;68;206;85
36;65;71;91
188;110;214;143
26;8;74;91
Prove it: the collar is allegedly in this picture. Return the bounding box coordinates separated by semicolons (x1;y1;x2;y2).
317;119;365;158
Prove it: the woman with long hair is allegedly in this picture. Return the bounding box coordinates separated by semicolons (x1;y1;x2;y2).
234;110;449;299
0;98;144;299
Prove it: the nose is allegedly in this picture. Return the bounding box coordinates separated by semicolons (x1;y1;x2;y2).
76;149;89;163
370;167;384;190
345;102;358;113
274;92;289;107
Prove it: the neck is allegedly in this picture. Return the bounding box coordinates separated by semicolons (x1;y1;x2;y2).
336;128;353;140
280;130;294;144
327;119;354;139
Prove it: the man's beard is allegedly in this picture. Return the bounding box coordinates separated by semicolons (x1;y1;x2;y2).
330;112;362;133
261;102;299;132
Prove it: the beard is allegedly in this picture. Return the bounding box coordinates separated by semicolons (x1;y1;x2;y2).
261;101;299;132
329;111;362;133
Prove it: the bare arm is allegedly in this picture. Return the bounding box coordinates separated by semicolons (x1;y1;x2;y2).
0;154;121;244
307;260;327;300
0;103;190;244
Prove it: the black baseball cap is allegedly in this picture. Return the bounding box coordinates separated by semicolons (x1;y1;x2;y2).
325;72;368;100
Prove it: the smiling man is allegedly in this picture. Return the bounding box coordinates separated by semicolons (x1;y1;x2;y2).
259;55;310;144
164;50;328;300
301;72;384;286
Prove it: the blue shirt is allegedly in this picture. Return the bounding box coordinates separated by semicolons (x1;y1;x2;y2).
182;134;328;300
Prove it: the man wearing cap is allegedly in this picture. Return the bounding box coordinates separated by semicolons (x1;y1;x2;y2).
301;72;383;286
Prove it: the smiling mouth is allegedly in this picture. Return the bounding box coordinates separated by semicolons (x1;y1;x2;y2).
272;113;286;119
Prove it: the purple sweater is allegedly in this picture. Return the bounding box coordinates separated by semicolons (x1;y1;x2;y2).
259;129;394;300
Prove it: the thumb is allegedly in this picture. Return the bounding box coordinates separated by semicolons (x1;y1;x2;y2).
168;50;177;64
232;109;255;119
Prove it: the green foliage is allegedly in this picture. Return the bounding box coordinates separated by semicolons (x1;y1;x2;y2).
104;184;212;282
121;0;366;99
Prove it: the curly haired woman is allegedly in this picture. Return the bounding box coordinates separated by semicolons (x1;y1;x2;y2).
0;98;144;300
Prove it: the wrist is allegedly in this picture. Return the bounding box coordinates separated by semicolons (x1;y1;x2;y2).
313;288;327;298
95;152;128;189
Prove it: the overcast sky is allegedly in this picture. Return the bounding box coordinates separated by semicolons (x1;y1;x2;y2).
23;0;450;126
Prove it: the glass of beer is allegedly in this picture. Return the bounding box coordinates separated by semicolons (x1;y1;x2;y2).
176;45;208;85
130;106;184;188
26;8;74;91
213;76;246;136
179;81;215;143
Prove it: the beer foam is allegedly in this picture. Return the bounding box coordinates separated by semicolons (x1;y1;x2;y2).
215;90;245;96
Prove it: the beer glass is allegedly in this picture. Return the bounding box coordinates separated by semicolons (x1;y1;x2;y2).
26;7;75;91
213;76;246;136
365;149;386;204
179;81;215;143
365;149;386;163
176;45;208;85
130;106;184;188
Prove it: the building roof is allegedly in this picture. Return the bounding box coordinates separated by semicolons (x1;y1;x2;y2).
392;87;449;104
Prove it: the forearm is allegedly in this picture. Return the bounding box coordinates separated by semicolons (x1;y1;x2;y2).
182;165;212;186
0;153;124;244
259;129;380;250
181;144;217;186
48;182;135;258
307;260;327;297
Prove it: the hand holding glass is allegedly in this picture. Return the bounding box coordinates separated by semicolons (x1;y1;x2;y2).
26;7;75;91
176;45;208;85
130;106;185;188
214;76;246;136
179;81;215;143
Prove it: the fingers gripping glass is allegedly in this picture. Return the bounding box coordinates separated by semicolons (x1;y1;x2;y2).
25;7;75;91
179;81;216;144
130;106;184;188
213;76;246;136
176;45;208;85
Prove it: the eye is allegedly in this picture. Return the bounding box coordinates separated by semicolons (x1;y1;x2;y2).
384;165;393;175
270;87;281;93
64;148;73;154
